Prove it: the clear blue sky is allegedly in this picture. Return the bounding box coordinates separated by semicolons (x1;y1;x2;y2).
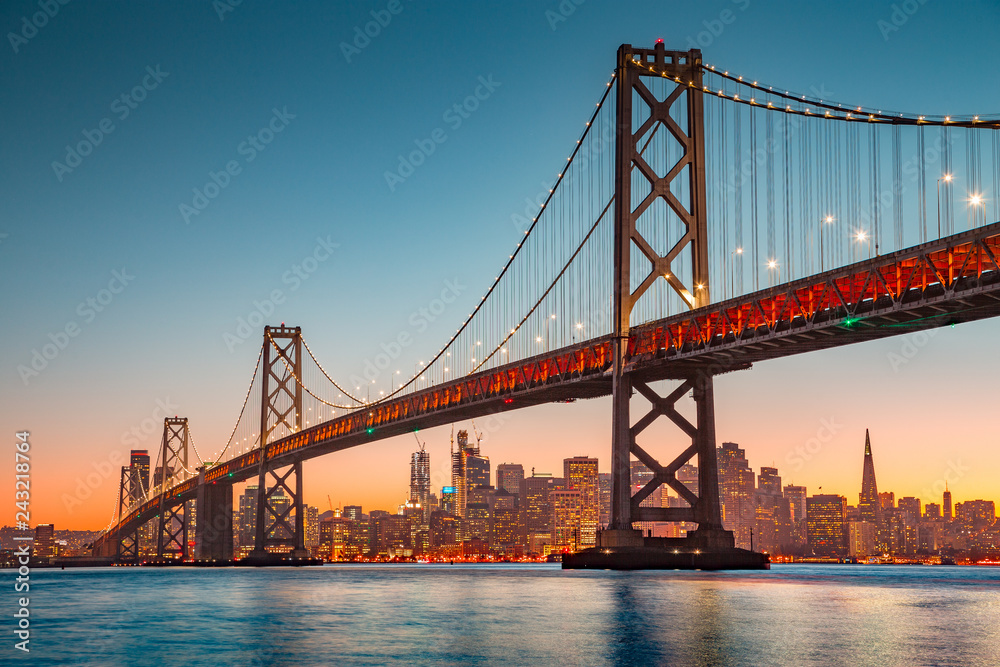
2;0;999;527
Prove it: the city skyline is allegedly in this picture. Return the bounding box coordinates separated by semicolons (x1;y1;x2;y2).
27;424;996;543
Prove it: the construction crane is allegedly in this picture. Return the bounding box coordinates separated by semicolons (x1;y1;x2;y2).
470;419;484;448
327;495;334;514
413;430;425;451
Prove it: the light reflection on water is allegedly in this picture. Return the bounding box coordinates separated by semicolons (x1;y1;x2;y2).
15;564;1000;666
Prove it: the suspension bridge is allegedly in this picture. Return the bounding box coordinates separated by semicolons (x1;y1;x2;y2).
92;43;1000;568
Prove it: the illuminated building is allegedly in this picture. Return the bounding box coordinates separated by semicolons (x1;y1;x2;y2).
552;489;582;552
466;501;491;541
372;514;411;557
129;450;150;500
33;524;56;562
847;520;876;558
440;487;456;515
429;511;459;550
858;430;881;524
943;484;953;520
522;472;556;548
304;505;319;553
598;472;612;528
806;494;847;557
955;500;996;532
563;457;598;547
718;442;756;549
451;429;489;523
492;507;519;552
630;460;660;536
343;505;363;522
496;463;524;496
238;485;258;548
757;467;782;496
898;497;922;521
129;450;153;552
410;446;430;521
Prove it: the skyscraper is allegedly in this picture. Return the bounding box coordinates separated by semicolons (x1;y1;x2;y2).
466;455;490;492
34;524;56;562
238;485;258;549
496;463;525;498
758;467;782;496
807;494;847;557
943;483;953;520
129;450;150;500
563;457;598;547
551;489;582;552
718;442;756;549
784;484;808;547
452;429;488;520
522;472;557;550
858;429;881;526
410;445;430;519
304;505;320;553
598;472;612;527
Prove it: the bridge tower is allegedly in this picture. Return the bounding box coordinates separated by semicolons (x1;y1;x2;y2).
115;465;141;561
602;43;732;552
250;325;309;559
156;417;190;559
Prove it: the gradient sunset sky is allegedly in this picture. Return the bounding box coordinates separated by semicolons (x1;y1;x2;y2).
3;1;999;530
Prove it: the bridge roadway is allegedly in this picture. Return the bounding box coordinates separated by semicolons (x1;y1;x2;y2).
95;221;1000;551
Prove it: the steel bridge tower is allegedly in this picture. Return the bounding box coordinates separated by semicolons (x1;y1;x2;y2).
250;325;309;559
156;417;191;559
116;465;142;561
600;43;736;555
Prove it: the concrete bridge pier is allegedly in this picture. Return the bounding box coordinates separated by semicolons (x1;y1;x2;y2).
195;474;233;561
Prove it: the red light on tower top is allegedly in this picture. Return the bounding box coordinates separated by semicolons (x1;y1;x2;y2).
655;38;664;44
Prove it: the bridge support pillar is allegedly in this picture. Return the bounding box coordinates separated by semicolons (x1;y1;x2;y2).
244;325;312;563
195;476;233;561
250;460;308;559
569;42;764;569
156;417;191;560
115;465;140;562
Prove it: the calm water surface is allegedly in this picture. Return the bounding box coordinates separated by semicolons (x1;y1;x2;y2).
11;564;1000;666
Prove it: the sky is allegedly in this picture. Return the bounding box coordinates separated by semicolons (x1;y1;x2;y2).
2;0;1000;530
